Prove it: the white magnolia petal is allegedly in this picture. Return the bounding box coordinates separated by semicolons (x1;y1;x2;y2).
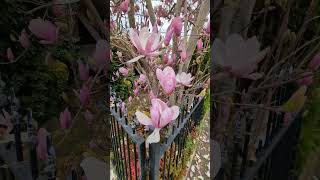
146;128;161;144
170;106;180;120
129;28;142;50
135;111;153;126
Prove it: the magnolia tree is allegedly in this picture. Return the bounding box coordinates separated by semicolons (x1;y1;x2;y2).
212;0;320;177
0;0;110;179
110;0;210;144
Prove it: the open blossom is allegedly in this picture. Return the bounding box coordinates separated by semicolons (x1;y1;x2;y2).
29;18;58;44
19;29;31;49
36;128;49;160
135;98;179;144
120;0;129;13
79;61;89;81
156;66;176;94
119;67;129;76
176;72;194;87
93;39;108;67
60;107;72;130
6;48;14;62
212;34;270;80
129;27;162;57
308;53;320;71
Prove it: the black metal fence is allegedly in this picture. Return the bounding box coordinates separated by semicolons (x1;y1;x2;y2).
109;92;205;180
0;92;56;180
215;83;301;180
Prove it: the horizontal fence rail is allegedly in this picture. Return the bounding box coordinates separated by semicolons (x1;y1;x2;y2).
110;92;205;180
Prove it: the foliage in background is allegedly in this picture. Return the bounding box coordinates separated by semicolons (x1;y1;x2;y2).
295;84;320;176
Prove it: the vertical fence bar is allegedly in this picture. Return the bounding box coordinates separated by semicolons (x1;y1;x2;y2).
149;142;161;180
138;142;146;180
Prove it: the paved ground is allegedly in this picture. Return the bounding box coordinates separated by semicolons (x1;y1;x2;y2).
185;116;210;180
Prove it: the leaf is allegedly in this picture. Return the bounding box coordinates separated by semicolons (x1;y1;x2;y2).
281;86;307;112
126;55;145;64
198;89;206;97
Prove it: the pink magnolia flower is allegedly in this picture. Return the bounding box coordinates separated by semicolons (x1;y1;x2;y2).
308;53;320;71
164;28;174;46
84;110;94;125
156;66;176;94
197;39;203;50
129;27;162;57
0;109;12;137
93;39;108;67
29;18;58;44
60;107;72;130
135;98;179;144
171;16;183;36
119;67;129;76
176;72;194;87
79;85;90;106
139;74;147;83
6;48;14;62
36;128;49;161
79;61;89;81
120;0;130;13
19;29;31;49
212;34;270;80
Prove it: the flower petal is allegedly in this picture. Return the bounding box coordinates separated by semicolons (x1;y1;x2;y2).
146;128;161;144
135;111;153;126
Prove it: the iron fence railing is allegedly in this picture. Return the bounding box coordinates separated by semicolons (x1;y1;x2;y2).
0;91;56;180
109;92;205;180
214;83;301;180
